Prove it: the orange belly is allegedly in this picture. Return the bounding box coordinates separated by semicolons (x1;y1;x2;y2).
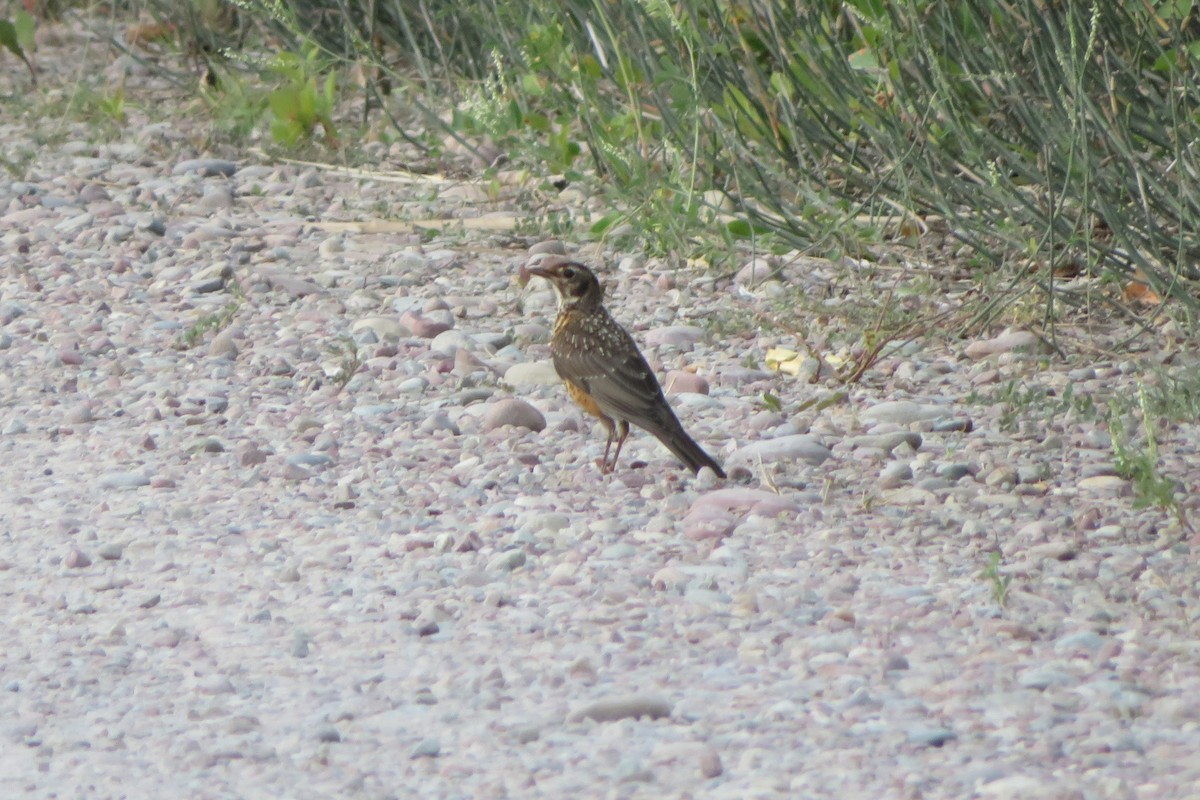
565;379;610;422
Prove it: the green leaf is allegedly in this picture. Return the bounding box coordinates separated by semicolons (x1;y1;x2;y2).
520;73;544;96
761;391;783;412
589;213;619;235
15;11;34;51
524;112;551;133
726;219;752;238
268;88;299;119
0;20;24;61
323;71;337;107
848;48;880;72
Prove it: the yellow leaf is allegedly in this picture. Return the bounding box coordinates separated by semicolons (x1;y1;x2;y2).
765;347;802;376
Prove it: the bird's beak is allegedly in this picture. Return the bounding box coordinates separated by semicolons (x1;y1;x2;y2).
526;266;550;279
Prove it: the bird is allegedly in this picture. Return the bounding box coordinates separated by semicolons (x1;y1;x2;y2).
526;259;726;478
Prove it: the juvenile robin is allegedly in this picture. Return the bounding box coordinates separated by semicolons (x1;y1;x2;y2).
527;259;725;478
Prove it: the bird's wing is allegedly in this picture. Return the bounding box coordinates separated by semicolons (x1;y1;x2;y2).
553;343;675;430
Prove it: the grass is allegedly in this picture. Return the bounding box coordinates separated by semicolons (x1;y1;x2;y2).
178;299;242;349
326;335;364;392
982;551;1013;609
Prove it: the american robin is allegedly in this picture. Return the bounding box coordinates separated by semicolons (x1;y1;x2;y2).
527;259;726;478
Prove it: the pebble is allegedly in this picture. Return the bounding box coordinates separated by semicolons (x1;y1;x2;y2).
486;550;526;572
567;694;673;723
400;310;452;338
173;158;237;177
642;325;705;347
964;330;1039;358
698;746;723;779
663;370;709;395
97;472;150;490
728;435;832;467
97;543;123;561
481;398;546;432
410;738;441;758
1077;475;1131;495
861;400;945;425
503;361;560;386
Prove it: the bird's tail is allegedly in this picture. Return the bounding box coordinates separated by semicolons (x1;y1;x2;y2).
660;425;726;478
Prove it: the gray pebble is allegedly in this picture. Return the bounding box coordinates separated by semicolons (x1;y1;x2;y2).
487;550;526;572
482;398;546;433
173;158;237;177
930;417;974;433
315;726;341;743
729;435;831;467
567;694;672;723
503;361;560;386
862;401;944;425
878;462;913;488
937;463;974;481
97;472;150;490
528;240;567;255
410;738;440;758
907;726;957;747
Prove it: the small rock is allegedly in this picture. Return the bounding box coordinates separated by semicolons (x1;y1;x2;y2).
97;543;123;561
728;435;831;467
663;371;709;395
529;241;567;256
98;472;150;490
964;330;1039;358
410;738;440;758
1078;475;1131;496
173;158;237;177
642;326;705;347
315;726;341;743
64;404;94;424
878;462;913;489
400;310;452;338
352;316;407;341
208;328;239;359
482;399;546;433
698;746;723;778
907;726;957;747
65;548;92;569
862;401;944;425
735;257;779;286
503;361;560;386
487;550;526;572
567;694;672;723
984;466;1019;488
937;463;974;481
58;348;84;366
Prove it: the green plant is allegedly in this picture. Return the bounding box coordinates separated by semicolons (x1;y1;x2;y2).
180;300;242;349
266;46;339;148
95;85;126;125
983;551;1012;609
0;10;36;85
1108;384;1183;516
327;335;364;391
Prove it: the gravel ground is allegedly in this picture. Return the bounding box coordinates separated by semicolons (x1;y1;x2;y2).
2;20;1200;800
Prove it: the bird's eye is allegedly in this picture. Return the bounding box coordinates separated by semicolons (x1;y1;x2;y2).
562;267;576;279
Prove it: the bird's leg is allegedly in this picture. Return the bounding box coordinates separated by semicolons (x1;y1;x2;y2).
609;420;630;472
599;417;617;474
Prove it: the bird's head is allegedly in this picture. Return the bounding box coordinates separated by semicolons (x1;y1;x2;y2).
526;259;604;311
